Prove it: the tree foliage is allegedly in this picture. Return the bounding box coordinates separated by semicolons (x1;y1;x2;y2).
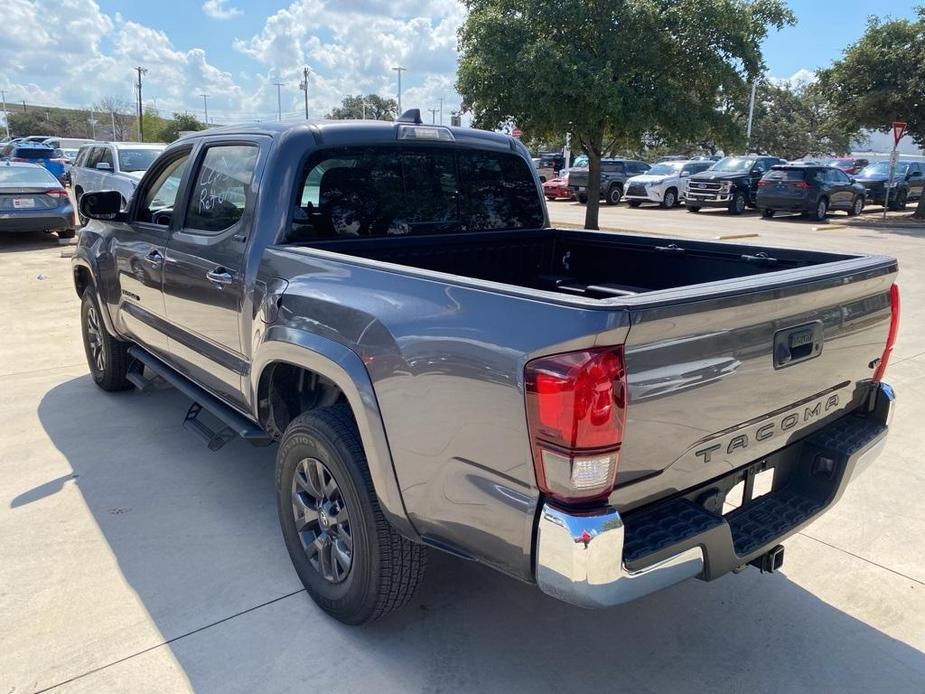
157;112;206;142
816;6;925;217
326;94;398;121
457;0;794;228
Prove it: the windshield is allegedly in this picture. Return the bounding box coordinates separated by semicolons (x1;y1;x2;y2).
830;159;854;167
0;166;59;186
294;147;544;237
859;161;909;177
711;157;756;172
118;148;161;173
646;162;684;176
13;147;53;160
572;154;588;168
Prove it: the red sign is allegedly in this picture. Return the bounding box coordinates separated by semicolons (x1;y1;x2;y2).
892;121;907;146
511;127;522;139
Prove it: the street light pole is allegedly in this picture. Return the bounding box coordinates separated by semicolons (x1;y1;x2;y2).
200;93;209;124
110;109;117;141
391;66;406;113
273;80;284;121
299;67;310;119
438;96;444;125
745;81;757;152
428;107;438;124
0;90;9;138
135;66;147;141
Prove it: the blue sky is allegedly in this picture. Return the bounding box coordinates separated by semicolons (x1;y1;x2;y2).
0;0;920;125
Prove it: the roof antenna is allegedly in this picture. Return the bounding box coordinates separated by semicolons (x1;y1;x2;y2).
397;108;423;125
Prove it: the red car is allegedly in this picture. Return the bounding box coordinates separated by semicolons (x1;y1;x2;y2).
543;173;574;200
829;157;870;175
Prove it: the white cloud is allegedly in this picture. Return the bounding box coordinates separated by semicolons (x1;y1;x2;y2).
769;68;817;90
202;0;242;20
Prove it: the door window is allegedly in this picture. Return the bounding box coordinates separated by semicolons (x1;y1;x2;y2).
134;152;191;226
601;161;624;173
833;169;850;184
98;147;114;168
85;147;103;168
184;145;258;233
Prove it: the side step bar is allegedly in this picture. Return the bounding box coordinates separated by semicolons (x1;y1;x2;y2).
127;345;272;448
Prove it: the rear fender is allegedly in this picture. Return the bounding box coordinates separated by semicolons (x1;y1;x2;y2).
251;326;418;540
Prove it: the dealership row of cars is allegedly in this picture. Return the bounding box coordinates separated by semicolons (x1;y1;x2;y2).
543;154;925;220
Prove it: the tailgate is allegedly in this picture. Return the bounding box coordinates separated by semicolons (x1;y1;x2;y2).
611;260;897;510
569;170;590;187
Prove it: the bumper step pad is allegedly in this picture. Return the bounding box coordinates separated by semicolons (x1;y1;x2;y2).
726;489;823;556
623;498;723;564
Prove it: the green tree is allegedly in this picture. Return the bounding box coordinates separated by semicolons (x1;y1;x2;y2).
816;7;925;218
326;94;397;121
136;106;168;143
158;112;206;142
457;0;793;229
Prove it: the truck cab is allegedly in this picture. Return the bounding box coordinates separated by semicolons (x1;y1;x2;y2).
686;155;785;214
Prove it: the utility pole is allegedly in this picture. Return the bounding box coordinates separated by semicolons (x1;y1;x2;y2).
0;90;9;138
272;80;284;121
111;108;117;141
745;81;757;152
391;66;406;113
428;108;438;124
437;96;444;125
362;100;367;120
88;111;97;140
299;67;310;119
135;66;147;141
199;93;209;124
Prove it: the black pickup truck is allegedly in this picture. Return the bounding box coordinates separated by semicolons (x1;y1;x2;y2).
686;155;785;214
73;111;898;624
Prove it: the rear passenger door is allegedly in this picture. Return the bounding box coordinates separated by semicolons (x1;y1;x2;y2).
908;163;925;200
162;139;264;407
828;168;853;209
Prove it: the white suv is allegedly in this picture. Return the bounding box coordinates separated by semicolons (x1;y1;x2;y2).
71;142;164;219
624;159;714;208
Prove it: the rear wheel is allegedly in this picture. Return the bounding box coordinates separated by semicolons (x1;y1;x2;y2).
728;191;747;215
811;197;828;221
660;188;678;209
577;193;588;204
761;208;774;218
686;205;701;213
605;185;622;205
277;406;426;625
847;195;864;217
57;229;76;239
81;289;132;391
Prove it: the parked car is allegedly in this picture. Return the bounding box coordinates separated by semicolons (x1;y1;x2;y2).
73;113;898;625
854;161;925;210
41;137;96;151
542;172;574;200
532;157;555;183
59;148;80;185
71;142;165;220
828;157;869;175
568;158;650;204
757;163;866;220
0;161;74;238
538;152;565;174
0;142;67;182
686;155;786;214
624;159;714;208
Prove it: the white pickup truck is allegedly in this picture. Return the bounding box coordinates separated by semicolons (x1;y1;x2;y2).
624;159;714;208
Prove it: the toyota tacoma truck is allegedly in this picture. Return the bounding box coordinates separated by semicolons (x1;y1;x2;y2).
72;111;899;625
686;154;785;214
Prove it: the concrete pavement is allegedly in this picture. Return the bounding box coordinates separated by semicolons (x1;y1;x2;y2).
1;209;923;692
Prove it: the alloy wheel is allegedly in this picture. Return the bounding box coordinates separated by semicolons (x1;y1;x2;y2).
291;457;353;583
664;190;676;207
853;197;863;215
85;304;105;372
817;200;827;220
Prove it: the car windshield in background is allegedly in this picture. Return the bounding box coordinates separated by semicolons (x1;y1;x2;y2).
296;147;544;236
13;147;53;160
711;157;756;172
831;159;855;167
0;166;59;186
572;155;588;168
118;148;160;173
647;162;684;176
765;168;805;180
859;161;909;177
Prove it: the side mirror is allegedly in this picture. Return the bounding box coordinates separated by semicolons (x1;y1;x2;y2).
680;171;690;178
849;177;856;184
96;161;113;172
79;190;124;221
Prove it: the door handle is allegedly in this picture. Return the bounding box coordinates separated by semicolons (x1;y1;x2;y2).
144;249;164;266
206;268;234;285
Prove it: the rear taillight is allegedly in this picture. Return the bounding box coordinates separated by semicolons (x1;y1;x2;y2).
46;188;68;198
525;347;627;503
757;179;771;187
790;180;811;189
873;284;900;383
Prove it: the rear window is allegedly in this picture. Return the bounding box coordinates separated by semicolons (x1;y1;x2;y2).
118;148;160;173
0;166;59;186
292;147;543;238
12;147;53;160
764;168;806;181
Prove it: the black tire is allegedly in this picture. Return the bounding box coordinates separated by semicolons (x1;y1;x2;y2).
728;191;747;215
686;205;701;213
277;405;426;625
81;288;132;391
847;195;864;217
577;193;588;204
761;208;774;218
812;197;829;221
660;188;678;209
604;184;622;205
888;190;908;211
628;200;642;208
545;196;556;201
58;229;76;239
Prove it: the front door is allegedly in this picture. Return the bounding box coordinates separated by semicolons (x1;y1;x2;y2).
109;147;193;355
162;140;262;408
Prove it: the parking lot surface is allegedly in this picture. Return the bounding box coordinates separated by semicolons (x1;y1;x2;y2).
1;203;924;693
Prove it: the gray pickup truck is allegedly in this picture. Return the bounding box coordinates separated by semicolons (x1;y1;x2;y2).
72;111;899;625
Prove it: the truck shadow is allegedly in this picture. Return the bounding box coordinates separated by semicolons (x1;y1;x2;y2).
0;230;71;253
32;375;925;692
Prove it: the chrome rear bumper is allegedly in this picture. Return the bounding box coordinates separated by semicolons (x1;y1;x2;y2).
535;382;894;609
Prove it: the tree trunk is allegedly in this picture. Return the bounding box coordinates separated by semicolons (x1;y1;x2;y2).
584;149;602;230
914;191;925;219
